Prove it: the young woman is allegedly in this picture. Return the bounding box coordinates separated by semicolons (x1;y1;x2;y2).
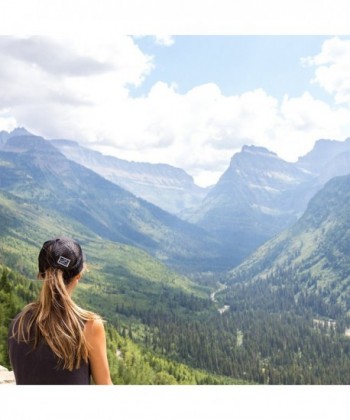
8;237;112;385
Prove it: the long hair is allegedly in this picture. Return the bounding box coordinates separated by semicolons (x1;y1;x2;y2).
12;266;99;371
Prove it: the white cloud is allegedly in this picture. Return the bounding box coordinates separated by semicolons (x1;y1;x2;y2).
0;35;153;137
268;92;350;161
303;37;350;104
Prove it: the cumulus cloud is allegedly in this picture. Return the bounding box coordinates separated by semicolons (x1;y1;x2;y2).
303;37;350;105
0;35;153;102
2;35;350;187
0;35;153;137
268;92;350;161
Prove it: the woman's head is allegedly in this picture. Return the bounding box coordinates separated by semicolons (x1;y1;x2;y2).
38;237;85;284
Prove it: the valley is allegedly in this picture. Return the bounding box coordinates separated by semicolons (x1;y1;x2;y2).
1;128;350;385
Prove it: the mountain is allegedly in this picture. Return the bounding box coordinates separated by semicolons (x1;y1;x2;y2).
51;139;207;216
293;137;350;207
2;128;207;216
183;145;313;265
184;139;350;267
0;127;32;147
296;138;350;194
3;127;350;273
0;134;225;272
227;173;350;309
296;137;350;174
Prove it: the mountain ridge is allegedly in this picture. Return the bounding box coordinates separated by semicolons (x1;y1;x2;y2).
2;128;350;385
52;139;208;215
3;127;350;270
1;127;208;215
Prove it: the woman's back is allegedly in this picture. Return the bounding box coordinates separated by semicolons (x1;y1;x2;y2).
8;310;91;385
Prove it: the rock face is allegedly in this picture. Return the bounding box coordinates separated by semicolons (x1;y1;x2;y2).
0;365;15;384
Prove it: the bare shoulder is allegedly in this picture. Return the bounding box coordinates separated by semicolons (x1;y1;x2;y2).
84;318;106;340
84;317;112;384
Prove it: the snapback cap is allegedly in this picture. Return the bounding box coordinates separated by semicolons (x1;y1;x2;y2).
38;237;85;282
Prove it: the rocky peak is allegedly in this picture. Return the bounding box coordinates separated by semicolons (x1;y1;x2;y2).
8;127;33;138
0;127;34;147
222;145;307;188
241;145;278;158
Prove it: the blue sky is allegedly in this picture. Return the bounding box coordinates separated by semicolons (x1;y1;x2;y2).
131;36;332;100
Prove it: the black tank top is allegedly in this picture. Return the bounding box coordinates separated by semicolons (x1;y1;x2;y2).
8;311;91;385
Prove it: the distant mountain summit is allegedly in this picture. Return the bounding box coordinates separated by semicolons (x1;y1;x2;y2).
296;137;350;187
0;127;32;147
297;137;350;174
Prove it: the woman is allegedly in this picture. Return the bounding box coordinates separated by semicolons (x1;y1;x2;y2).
8;237;112;385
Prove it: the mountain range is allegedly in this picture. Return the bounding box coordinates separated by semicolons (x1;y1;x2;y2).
1;127;350;384
2;128;350;271
41;129;350;268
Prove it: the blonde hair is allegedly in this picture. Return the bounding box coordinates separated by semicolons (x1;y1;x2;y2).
12;267;99;371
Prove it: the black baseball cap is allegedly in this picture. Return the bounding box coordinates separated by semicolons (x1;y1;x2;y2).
38;237;85;282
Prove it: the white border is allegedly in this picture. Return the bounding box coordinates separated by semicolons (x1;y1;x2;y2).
1;0;350;35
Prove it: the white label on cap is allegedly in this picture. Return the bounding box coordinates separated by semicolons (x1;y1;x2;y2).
57;256;71;267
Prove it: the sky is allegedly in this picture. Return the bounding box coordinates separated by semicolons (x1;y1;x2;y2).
1;2;350;189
